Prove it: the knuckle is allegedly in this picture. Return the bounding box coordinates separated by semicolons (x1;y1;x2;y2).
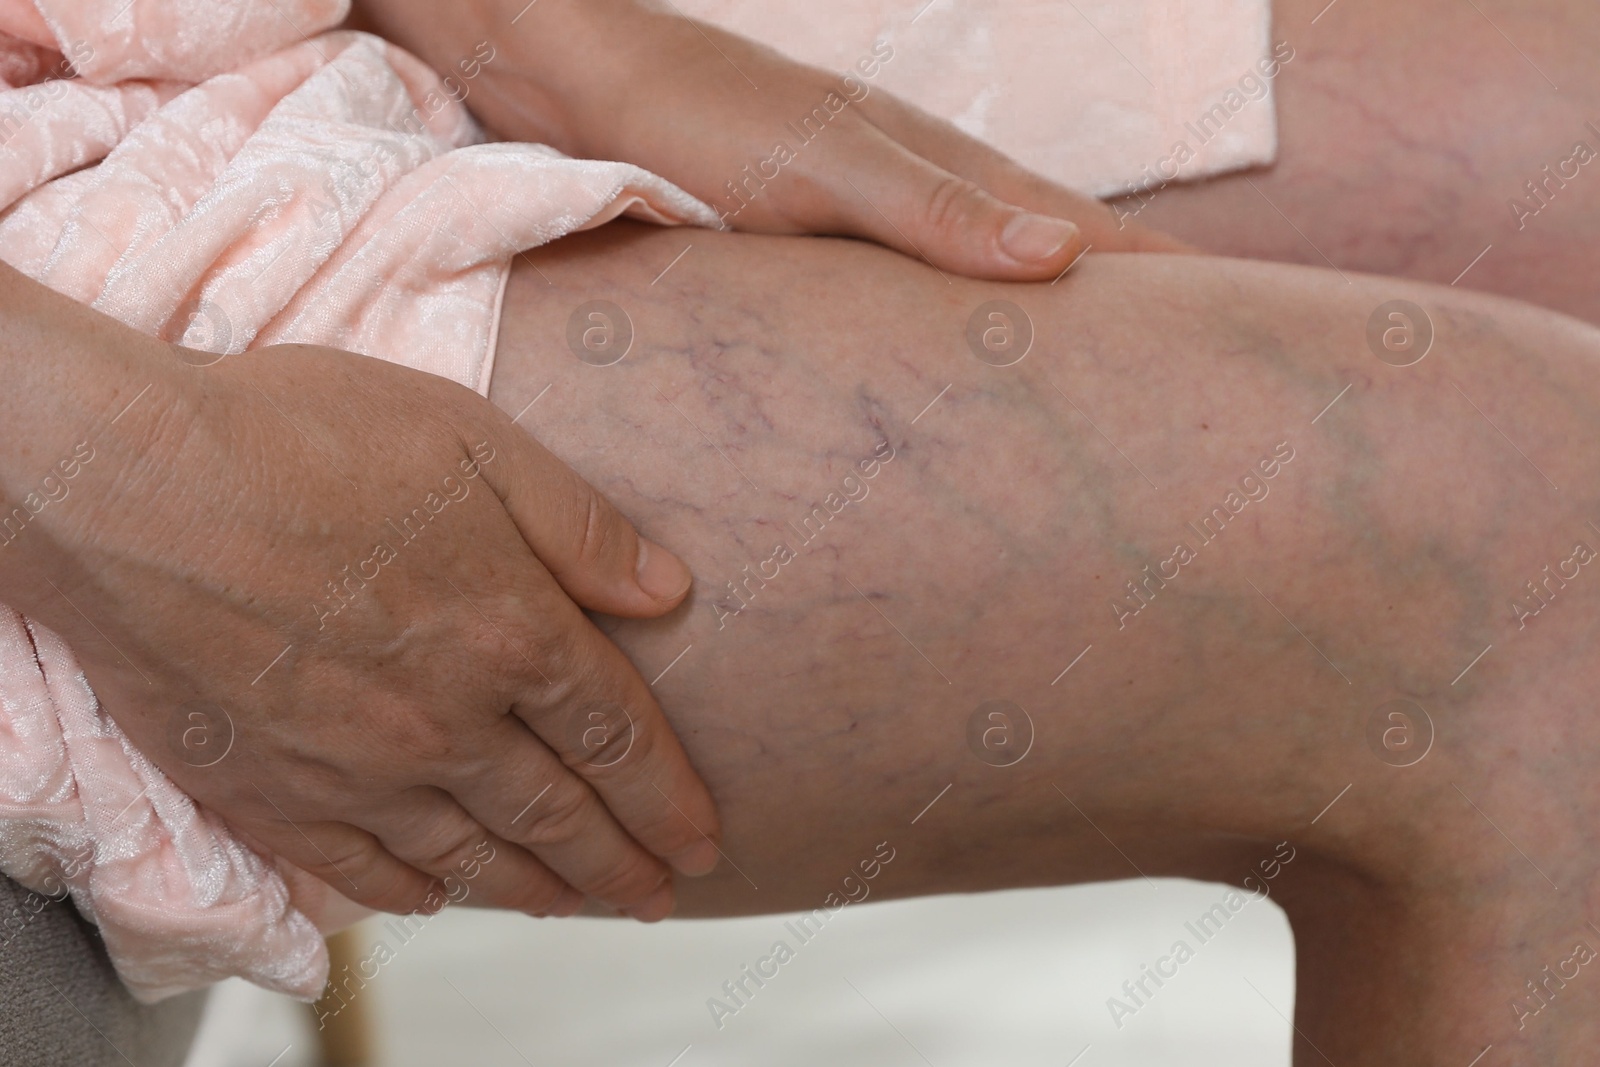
637;797;708;856
312;835;382;879
492;857;575;915
516;637;604;717
475;613;573;695
562;696;640;770
363;883;432;916
540;627;595;686
307;840;426;913
384;709;461;766
407;826;486;878
574;486;624;570
521;877;572;916
479;625;548;688
585;854;667;908
512;781;596;847
923;175;987;237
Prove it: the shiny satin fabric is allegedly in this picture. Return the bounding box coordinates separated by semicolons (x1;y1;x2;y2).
0;0;718;1002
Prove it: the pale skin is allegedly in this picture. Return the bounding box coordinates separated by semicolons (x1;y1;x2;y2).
0;0;1146;928
1;0;1595;1061
462;1;1600;1059
483;216;1600;1064
1116;0;1600;325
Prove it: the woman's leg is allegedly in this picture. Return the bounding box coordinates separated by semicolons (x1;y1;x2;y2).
488;220;1600;1063
1114;0;1600;325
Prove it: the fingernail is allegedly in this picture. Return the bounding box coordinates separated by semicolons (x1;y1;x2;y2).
1000;212;1078;262
624;880;676;923
636;538;693;601
672;838;720;877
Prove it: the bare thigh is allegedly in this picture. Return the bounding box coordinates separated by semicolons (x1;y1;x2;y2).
1117;0;1600;324
488;222;1595;895
490;220;1600;1059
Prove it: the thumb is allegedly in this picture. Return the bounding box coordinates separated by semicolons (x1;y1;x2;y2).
824;127;1085;281
476;430;693;618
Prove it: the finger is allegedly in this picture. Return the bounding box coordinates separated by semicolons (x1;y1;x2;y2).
854;89;1196;254
448;718;682;920
473;428;693;618
463;426;720;884
365;788;586;918
801;121;1086;281
509;604;722;879
243;817;440;915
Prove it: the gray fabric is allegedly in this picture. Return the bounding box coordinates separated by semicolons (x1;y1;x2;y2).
0;875;204;1067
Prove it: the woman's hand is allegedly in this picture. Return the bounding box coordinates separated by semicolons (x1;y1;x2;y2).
354;0;1188;280
0;281;719;921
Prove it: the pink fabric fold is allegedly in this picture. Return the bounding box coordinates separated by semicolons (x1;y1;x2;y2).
679;0;1280;198
0;0;718;1002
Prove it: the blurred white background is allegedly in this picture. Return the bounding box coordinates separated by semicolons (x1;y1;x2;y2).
183;880;1294;1067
